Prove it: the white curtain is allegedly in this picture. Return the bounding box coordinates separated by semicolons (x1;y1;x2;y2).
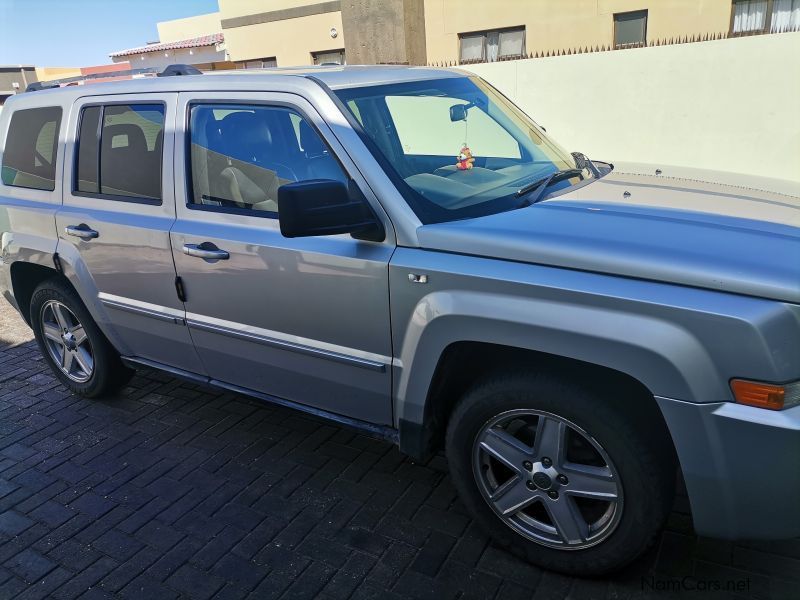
772;0;800;31
460;34;484;62
498;29;525;58
486;32;500;62
733;0;767;32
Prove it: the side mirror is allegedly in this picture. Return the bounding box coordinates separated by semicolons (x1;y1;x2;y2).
449;103;468;122
278;179;384;242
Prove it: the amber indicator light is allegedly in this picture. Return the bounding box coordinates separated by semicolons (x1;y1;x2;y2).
730;380;785;410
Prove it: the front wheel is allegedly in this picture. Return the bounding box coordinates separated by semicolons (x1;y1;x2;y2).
446;372;675;575
30;278;132;398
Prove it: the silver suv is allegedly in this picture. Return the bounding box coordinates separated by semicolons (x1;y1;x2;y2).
1;65;798;576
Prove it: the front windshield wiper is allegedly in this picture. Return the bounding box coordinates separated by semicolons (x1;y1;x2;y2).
515;168;583;207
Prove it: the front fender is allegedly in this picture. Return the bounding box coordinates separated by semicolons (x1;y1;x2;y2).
389;249;800;430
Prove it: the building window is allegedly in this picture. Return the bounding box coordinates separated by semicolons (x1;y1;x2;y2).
731;0;800;34
74;104;164;202
614;10;648;49
237;57;277;69
312;49;346;65
1;106;62;191
458;27;525;64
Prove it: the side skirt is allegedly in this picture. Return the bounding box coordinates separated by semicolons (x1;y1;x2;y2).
121;356;400;444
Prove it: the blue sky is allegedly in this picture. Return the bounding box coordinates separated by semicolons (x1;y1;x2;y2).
0;0;220;66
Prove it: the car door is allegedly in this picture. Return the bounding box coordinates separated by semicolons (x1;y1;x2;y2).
55;94;205;374
170;92;395;424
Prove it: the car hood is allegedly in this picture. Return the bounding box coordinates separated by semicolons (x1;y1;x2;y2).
416;168;800;303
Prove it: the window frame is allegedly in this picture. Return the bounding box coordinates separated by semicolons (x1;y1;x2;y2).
457;26;526;64
72;100;166;206
613;10;648;49
311;49;346;65
728;0;786;35
236;56;278;69
183;100;349;220
1;106;63;192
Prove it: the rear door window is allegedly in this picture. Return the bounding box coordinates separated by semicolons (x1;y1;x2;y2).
1;106;62;191
74;103;165;202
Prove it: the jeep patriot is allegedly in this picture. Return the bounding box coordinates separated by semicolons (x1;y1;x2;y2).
1;65;798;575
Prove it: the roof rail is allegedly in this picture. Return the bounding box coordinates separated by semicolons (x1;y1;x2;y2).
25;81;61;92
158;64;202;77
23;64;202;92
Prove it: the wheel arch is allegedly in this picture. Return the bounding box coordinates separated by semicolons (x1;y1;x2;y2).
399;340;678;466
9;261;68;325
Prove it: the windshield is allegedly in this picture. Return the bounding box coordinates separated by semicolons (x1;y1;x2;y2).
335;76;589;224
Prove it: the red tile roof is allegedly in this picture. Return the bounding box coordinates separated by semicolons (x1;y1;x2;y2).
110;33;224;58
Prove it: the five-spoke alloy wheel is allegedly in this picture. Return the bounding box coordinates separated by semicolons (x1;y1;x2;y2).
30;278;132;398
40;300;94;383
473;409;623;549
446;371;676;575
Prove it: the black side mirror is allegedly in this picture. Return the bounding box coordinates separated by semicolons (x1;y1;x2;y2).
449;103;468;122
278;179;384;242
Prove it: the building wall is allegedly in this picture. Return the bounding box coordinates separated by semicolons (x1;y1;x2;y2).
220;2;345;65
424;0;732;63
0;67;37;101
157;12;222;43
36;66;82;82
460;32;800;187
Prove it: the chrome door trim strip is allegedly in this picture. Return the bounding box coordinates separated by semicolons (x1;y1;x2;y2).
98;294;185;325
186;318;387;372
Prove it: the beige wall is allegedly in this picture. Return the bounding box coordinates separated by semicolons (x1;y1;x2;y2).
157;12;222;43
222;10;345;64
219;0;323;19
461;32;800;187
425;0;733;63
35;66;82;82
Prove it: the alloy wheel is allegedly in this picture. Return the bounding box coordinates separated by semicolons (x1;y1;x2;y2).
472;409;623;550
40;300;94;383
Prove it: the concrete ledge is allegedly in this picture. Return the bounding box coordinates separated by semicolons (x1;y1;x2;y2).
221;1;340;30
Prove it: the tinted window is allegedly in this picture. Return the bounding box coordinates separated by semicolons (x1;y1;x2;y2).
76;106;101;193
75;104;164;201
188;104;346;215
1;106;62;191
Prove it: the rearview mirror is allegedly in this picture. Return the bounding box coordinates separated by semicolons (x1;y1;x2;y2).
278;179;384;242
449;103;468;122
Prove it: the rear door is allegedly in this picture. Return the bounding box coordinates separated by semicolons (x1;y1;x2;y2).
170;91;395;424
55;93;204;374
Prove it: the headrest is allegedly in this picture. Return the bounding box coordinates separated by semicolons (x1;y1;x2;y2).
102;124;148;152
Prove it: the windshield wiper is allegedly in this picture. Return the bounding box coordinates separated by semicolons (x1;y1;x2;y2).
516;168;583;207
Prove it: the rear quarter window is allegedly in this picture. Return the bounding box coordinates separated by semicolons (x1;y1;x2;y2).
1;106;62;191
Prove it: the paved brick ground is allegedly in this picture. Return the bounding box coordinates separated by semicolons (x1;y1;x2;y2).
0;301;797;600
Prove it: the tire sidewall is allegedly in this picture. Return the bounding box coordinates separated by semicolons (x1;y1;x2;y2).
446;373;673;575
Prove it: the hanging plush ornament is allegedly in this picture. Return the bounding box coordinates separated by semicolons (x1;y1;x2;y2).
456;144;475;170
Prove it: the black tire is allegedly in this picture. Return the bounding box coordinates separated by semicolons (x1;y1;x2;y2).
30;278;132;398
446;370;675;576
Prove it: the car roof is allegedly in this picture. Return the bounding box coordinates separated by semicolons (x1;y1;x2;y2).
8;65;469;105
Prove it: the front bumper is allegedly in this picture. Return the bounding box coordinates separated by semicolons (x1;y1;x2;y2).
657;396;800;540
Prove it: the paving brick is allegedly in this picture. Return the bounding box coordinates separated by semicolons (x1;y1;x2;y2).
165;563;225;600
0;509;33;536
67;492;117;520
4;548;56;583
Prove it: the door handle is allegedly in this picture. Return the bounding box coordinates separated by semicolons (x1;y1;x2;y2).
183;243;230;261
65;224;99;240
